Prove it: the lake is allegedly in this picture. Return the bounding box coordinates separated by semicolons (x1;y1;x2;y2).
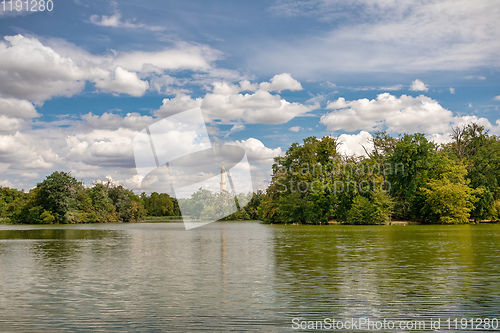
1;222;499;332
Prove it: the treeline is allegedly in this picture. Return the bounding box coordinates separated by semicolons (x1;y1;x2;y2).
3;122;499;225
0;171;262;224
177;188;264;221
0;172;183;224
258;123;500;224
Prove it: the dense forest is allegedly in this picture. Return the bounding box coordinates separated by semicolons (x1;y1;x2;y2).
0;171;182;224
1;123;499;225
259;123;500;224
0;171;263;224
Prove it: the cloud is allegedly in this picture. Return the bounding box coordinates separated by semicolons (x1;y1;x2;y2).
156;75;316;124
0;98;39;118
289;126;301;132
0;4;35;17
202;89;315;124
94;67;149;97
258;0;500;76
89;11;165;31
232;138;282;162
465;75;486;80
494;95;500;101
0;116;31;134
81;112;154;131
321;93;454;134
155;95;203;118
337;131;373;157
0;100;285;192
0;112;150;189
66;128;138;168
450;87;455;94
0;98;40;134
225;124;245;137
259;73;303;92
381;84;404;91
0;34;221;102
113;43;219;73
410;79;429;92
321;93;500;141
0;35;100;102
0;131;60;171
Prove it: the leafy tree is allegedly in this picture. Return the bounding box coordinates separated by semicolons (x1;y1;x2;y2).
34;171;83;223
142;192;175;216
260;136;340;224
243;190;264;220
276;192;307;224
420;158;479;224
108;185;146;222
346;191;393;225
88;184;116;222
446;123;500;220
0;187;27;222
40;210;56;224
387;133;438;219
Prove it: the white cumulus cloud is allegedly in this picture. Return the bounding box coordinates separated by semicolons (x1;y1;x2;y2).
0;35;99;102
259;73;303;92
321;93;499;144
0;34;221;102
410;79;429;92
337;131;374;157
94;67;149;97
232;138;282;163
0;98;39;118
156;75;315;124
321;93;453;134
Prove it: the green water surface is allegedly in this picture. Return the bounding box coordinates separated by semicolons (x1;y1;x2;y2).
0;222;499;331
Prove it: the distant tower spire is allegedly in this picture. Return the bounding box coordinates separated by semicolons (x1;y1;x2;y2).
220;162;226;192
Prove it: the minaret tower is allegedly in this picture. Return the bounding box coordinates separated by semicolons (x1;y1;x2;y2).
220;162;226;192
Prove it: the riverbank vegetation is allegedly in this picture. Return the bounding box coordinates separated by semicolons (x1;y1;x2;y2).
1;123;499;225
258;123;500;225
0;171;262;224
0;172;183;224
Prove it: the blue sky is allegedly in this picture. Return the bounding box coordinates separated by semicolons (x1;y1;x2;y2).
0;0;499;192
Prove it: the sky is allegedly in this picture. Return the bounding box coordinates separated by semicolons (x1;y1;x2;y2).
0;0;499;193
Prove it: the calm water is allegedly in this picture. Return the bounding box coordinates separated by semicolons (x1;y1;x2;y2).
0;222;499;332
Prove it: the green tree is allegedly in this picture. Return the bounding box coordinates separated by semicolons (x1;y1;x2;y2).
31;171;83;223
346;191;393;225
387;133;438;220
260;136;340;224
88;184;117;222
420;158;479;224
276;192;307;224
142;192;175;216
0;187;27;222
445;123;500;220
243;191;264;220
108;185;145;222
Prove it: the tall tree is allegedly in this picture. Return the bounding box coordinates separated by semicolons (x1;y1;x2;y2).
387;133;438;219
420;157;479;224
34;171;83;223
